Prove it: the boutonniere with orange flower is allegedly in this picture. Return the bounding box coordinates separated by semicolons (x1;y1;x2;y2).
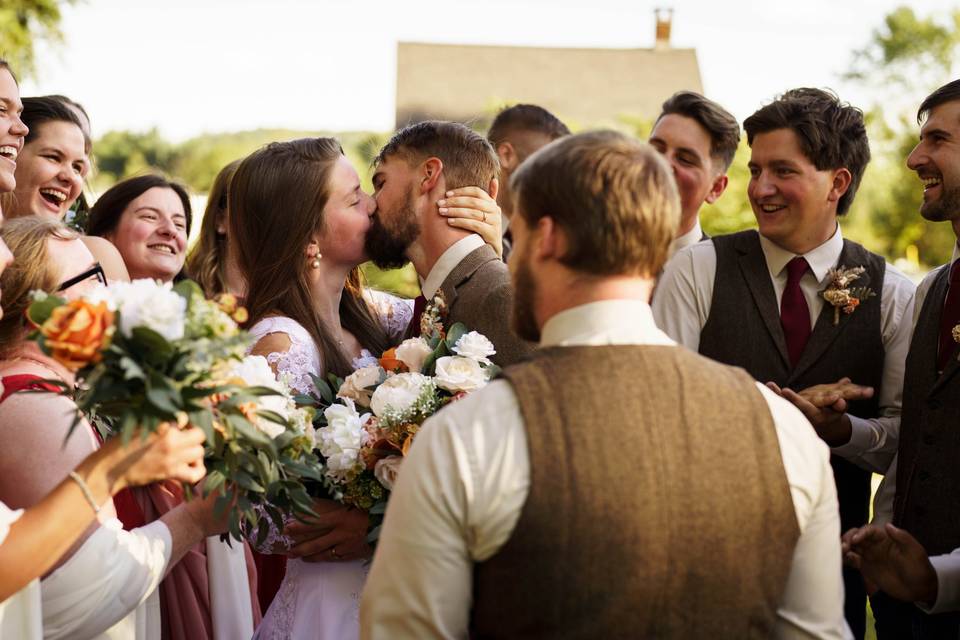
820;265;877;326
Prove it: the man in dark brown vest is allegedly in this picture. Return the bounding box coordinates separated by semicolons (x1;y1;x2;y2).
841;79;960;639
653;88;917;639
365;120;533;366
361;131;848;639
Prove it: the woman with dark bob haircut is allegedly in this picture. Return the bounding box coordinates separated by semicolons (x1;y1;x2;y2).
86;174;192;282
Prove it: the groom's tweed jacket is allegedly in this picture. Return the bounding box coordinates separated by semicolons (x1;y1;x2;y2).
437;244;533;367
472;345;800;639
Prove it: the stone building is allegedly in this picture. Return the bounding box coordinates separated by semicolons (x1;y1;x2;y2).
395;10;702;129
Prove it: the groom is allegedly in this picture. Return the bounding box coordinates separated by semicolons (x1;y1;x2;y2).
360;131;847;638
366;120;532;366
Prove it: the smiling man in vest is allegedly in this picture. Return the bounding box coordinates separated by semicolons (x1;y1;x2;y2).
360;131;847;639
653;88;916;639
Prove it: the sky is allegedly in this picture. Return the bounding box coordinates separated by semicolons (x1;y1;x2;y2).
18;0;960;142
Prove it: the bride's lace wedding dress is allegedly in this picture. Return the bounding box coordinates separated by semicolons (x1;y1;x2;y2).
248;291;412;640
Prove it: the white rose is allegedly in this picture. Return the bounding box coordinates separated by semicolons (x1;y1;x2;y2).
374;456;404;491
433;356;489;393
227;355;295;437
453;331;496;364
337;365;383;406
109;279;186;341
394;337;433;373
319;400;372;481
370;372;431;417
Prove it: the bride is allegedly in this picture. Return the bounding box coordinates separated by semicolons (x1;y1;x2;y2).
228;137;502;639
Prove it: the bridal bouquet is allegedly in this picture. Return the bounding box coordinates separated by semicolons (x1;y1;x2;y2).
26;279;320;543
304;298;499;539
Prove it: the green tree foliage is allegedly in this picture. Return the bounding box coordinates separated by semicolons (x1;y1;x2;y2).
0;0;73;78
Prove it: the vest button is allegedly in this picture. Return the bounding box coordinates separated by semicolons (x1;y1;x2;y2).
923;433;936;446
928;399;942;410
918;470;930;481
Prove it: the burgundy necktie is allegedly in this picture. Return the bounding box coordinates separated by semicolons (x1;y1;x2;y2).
411;294;428;338
780;256;812;368
937;260;960;371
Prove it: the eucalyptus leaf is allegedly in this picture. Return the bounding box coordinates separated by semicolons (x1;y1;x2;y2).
444;322;468;349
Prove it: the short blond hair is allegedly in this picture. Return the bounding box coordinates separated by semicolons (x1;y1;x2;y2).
511;130;680;277
0;217;78;355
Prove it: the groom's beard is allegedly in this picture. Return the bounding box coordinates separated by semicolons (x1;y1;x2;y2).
511;252;541;343
365;192;420;270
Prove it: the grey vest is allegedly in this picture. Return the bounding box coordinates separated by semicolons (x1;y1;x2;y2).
699;230;885;532
894;262;960;555
471;345;800;639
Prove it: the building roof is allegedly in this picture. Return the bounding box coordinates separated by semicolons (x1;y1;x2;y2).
395;41;703;129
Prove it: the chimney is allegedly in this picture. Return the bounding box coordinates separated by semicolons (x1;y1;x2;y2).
654;8;673;50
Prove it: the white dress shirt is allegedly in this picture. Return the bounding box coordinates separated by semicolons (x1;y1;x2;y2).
670;217;704;256
653;226;916;474
361;299;850;640
419;235;485;299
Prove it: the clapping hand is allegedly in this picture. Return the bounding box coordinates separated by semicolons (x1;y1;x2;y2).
766;377;873;446
284;498;371;563
842;524;938;604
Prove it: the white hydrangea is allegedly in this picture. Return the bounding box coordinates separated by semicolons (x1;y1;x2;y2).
370;372;432;417
108;279;186;341
453;331;496;365
319;399;371;482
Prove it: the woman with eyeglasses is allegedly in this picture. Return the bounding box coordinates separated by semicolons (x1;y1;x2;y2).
0;215;233;640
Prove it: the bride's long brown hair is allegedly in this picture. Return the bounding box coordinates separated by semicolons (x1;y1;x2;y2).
229;138;390;377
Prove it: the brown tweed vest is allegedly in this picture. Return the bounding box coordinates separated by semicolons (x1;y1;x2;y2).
699;230;885;535
471;345;800;640
894;262;960;555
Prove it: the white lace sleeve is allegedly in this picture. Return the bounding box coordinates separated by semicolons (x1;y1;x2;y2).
247;317;323;396
364;289;415;344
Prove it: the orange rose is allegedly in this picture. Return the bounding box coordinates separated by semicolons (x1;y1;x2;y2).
378;348;409;374
38;300;114;370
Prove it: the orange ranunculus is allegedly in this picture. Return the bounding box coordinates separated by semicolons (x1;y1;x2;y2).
378;348;408;374
38;300;114;370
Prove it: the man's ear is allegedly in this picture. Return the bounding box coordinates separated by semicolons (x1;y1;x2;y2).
534;216;566;261
488;177;499;201
705;173;729;205
827;168;852;204
420;157;443;194
497;142;517;172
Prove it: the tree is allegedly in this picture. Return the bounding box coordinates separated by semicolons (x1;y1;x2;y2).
0;0;74;78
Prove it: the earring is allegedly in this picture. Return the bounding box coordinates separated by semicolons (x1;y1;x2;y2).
311;253;322;269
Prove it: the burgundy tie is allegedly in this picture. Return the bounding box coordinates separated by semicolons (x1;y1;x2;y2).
780;257;812;368
411;294;428;338
937;260;960;371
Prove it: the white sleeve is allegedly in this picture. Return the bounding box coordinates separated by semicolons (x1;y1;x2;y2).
832;267;915;474
40;518;171;640
364;289;415;344
757;385;852;640
652;242;716;350
922;549;960;614
360;381;528;640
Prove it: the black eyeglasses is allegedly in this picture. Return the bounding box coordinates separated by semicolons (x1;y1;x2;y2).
57;263;107;292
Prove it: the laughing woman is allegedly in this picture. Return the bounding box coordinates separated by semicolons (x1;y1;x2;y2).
2;96;130;282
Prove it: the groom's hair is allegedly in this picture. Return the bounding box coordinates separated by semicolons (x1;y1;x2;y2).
510;130;679;278
743;88;869;216
375;121;499;193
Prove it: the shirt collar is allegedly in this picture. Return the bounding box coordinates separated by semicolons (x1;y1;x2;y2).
759;224;843;284
539;299;675;348
670;218;703;255
420;234;485;299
